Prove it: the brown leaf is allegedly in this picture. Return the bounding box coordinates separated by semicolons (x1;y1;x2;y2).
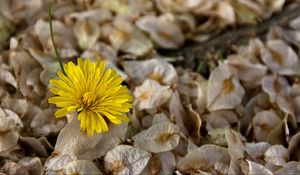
133;122;180;153
207;63;245;111
136;14;184;49
261;40;300;75
104;145;151;174
177;144;230;174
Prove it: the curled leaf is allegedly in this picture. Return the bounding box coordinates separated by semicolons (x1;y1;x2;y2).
30;108;66;136
109;18;153;56
134;79;172;110
253;110;281;142
264;145;289;166
74;18;100;49
141;152;176;175
242;160;273;175
261;40;300;75
123;58;177;85
18;157;42;175
137;14;184;49
177;144;230;174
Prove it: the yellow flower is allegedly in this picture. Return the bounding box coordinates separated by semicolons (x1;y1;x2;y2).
48;58;133;136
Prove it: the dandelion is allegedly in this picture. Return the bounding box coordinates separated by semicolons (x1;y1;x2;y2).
48;58;133;136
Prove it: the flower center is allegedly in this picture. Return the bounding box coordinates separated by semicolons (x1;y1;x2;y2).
80;91;98;110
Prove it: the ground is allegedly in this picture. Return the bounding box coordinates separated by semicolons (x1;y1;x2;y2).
0;0;300;174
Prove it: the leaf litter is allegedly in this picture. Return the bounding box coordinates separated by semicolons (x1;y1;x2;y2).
0;0;300;174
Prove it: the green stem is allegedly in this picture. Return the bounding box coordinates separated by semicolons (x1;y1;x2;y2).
48;0;65;74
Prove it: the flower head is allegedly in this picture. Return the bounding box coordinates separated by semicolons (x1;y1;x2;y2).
49;58;133;136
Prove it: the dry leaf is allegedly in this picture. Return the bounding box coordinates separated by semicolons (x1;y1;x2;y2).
152;113;170;125
177;144;230;174
169;91;189;135
63;160;103;175
0;64;17;88
264;145;289;166
141;152;176;175
261;40;300;75
134;79;172;110
67;8;112;23
9;48;42;101
94;122;128;158
136;14;184;49
0;131;18;153
225;128;246;161
44;154;78;172
33;19;76;57
133;122;180;153
123;58;177;85
245;142;271;162
242;160;273;175
262;75;295;116
109;18;153;56
19;137;48;157
253;110;281;142
274;161;300;174
55;116;102;155
1;160;29;175
74;18;100;49
18;157;42;175
204;110;238;131
104;145;151;174
30;108;66;136
1;0;42;20
227;55;267;88
207;63;245;111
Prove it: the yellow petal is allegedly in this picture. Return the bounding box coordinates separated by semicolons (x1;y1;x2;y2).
55;107;71;118
97;113;108;132
86;115;93;136
78;111;87;131
101;111;122;124
48;97;74;107
115;114;130;122
94;116;102;133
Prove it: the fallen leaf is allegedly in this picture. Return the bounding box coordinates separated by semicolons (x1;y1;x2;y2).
104;145;151;174
207;63;245;111
133;122;180;153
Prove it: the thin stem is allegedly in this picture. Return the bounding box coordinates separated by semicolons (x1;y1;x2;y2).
48;0;65;74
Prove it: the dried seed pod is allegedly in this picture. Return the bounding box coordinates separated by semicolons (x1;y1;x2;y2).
104;145;151;174
261;40;300;75
62;160;103;175
264;145;289;166
253;110;281;142
109;18;153;56
74;18;100;49
136;14;184;49
54;116;102;155
123;58;177;85
177;144;230;174
133;122;180;153
207;63;245;111
241;160;273;175
134;79;172;110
